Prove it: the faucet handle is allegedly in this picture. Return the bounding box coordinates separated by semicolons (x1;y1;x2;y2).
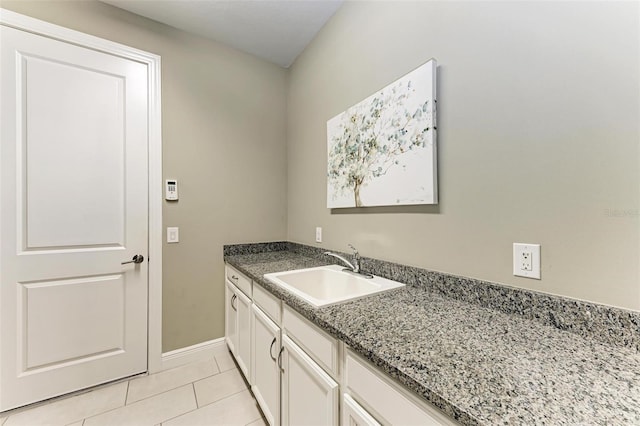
348;244;361;273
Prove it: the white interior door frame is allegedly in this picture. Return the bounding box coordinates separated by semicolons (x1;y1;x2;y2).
0;8;164;373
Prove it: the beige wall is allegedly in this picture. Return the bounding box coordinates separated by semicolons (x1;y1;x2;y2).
287;1;640;310
3;0;638;355
2;0;288;351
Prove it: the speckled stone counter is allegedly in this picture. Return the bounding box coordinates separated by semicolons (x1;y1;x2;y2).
224;242;640;425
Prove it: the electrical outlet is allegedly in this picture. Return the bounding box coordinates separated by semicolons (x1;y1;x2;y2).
513;243;540;279
315;227;322;243
521;252;532;271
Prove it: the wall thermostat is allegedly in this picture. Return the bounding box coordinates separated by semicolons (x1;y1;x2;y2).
165;179;178;200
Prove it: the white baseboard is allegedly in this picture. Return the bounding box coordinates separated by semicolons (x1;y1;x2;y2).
161;337;227;371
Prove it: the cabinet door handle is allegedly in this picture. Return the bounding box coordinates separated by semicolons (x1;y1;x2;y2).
231;294;237;311
277;346;285;372
269;337;277;361
231;275;239;281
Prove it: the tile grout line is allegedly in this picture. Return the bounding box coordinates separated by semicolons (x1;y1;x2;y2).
3;380;132;426
124;380;131;406
192;386;250;411
81;383;195;424
126;369;221;405
123;382;197;406
81;402;128;424
157;401;201;425
4;361;250;426
213;355;222;372
131;377;211;426
155;386;253;426
211;357;222;375
192;383;199;409
245;415;263;426
186;371;220;388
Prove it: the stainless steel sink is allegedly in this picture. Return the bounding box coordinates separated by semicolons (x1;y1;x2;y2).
263;265;405;307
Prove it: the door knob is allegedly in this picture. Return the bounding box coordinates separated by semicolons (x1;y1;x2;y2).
121;254;144;265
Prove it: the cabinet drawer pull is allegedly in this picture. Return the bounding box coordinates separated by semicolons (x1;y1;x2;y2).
269;337;277;361
231;275;239;281
277;346;285;372
231;294;237;311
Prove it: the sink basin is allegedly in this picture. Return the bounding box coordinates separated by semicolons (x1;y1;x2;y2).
263;265;405;307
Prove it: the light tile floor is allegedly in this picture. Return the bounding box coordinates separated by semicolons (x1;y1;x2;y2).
0;347;265;426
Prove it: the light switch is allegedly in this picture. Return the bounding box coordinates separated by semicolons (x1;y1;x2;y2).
167;227;179;243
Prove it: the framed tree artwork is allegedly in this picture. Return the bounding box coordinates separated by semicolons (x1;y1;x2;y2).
327;59;437;208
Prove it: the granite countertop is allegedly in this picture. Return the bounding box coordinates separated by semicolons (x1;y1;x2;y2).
224;248;640;425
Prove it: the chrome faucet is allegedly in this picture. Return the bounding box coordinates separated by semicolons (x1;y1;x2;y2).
324;244;361;273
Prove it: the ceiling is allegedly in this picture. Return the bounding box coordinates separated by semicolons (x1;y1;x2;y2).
100;0;344;68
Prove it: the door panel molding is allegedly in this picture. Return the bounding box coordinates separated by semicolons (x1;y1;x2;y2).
0;7;163;398
20;53;127;250
20;274;126;370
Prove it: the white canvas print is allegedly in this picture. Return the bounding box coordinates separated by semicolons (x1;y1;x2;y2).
327;59;437;208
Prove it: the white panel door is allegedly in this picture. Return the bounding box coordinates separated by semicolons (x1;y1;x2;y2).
0;24;149;411
281;335;339;426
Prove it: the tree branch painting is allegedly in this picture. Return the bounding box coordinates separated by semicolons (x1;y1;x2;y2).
327;59;437;208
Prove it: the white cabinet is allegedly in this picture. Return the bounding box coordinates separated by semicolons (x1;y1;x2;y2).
280;305;339;426
282;305;339;377
224;263;458;426
224;281;238;355
253;283;282;324
251;304;281;426
342;393;380;426
251;296;339;426
281;335;339;426
224;266;251;381
235;288;252;379
344;348;459;426
226;264;252;296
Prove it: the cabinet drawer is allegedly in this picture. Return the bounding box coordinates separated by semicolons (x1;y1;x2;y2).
226;264;251;297
253;284;281;325
283;305;339;378
345;349;458;426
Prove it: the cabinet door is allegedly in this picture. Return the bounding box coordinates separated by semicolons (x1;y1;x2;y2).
281;335;339;426
236;288;252;381
225;281;238;355
251;304;281;426
342;393;381;426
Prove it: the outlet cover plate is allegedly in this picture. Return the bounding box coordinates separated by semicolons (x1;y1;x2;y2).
513;243;540;279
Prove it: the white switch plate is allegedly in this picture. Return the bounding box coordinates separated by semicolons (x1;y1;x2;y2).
315;227;322;243
513;243;540;279
167;227;179;243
